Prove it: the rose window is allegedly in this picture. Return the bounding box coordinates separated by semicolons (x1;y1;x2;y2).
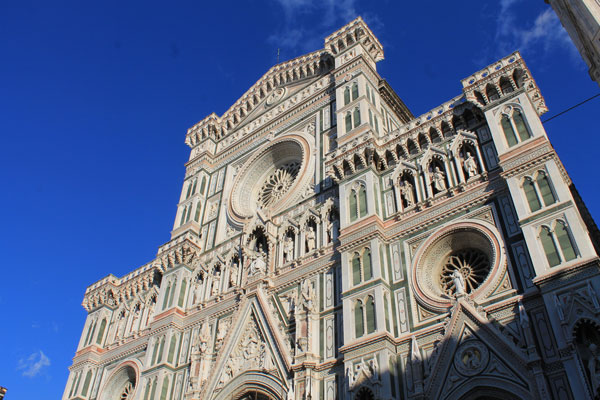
440;248;490;295
257;161;300;208
119;381;134;400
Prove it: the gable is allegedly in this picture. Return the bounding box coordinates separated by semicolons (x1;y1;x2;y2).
203;290;292;398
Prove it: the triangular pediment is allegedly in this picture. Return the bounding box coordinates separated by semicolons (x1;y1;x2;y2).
236;75;323;129
204;290;292;399
425;300;534;400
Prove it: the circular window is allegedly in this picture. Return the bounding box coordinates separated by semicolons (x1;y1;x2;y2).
228;134;314;222
411;222;504;309
440;248;490;295
257;161;300;208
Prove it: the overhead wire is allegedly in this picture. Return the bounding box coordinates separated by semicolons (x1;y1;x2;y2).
542;93;600;123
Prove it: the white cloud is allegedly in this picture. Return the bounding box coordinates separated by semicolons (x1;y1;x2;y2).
494;1;575;58
17;350;51;378
267;0;361;56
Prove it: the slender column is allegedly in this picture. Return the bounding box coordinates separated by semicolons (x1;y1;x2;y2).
445;156;457;187
453;151;466;183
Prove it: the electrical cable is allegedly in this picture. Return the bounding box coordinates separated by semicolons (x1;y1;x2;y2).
542;93;600;123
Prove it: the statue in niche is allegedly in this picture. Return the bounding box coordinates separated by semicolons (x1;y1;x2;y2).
432;166;447;191
194;320;211;355
115;310;127;341
326;218;334;244
400;180;415;207
452;270;466;295
229;262;238;287
145;298;156;326
193;276;204;305
369;357;380;383
129;304;141;335
215;319;230;350
283;235;294;263
463;152;478;178
248;243;267;276
211;271;221;297
305;225;316;253
300;278;316;313
346;366;356;389
588;343;600;394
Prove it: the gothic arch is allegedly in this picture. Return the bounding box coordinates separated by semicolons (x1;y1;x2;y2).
97;360;140;400
444;377;530;400
212;371;287;400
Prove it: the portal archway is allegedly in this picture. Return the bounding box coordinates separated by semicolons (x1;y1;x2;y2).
212;371;287;400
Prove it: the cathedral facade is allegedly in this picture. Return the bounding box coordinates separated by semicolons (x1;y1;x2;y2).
63;17;600;400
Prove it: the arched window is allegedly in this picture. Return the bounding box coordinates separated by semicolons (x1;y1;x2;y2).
358;186;367;217
84;320;94;347
160;375;170;400
151;339;160;365
368;109;373;127
87;320;97;346
74;371;83;396
486;84;500;101
536;172;556;206
157;336;166;364
168;280;177;308
500;77;514;94
540;226;561;267
384;294;390;332
143;379;152;400
68;371;80;397
353;107;361;128
167;335;177;364
191;178;198;195
344;86;350;105
366;295;376;334
407;139;418;155
199;176;206;194
501;108;531;148
441;121;452;138
523;177;542;212
351;82;359;101
474;91;486;106
150;378;158;399
81;370;93;396
162;282;171;310
374;116;379;133
513;109;531;141
96;318;107;345
355;300;364;338
177;279;188;308
362;249;372;280
352;253;361;285
418;133;428;150
349;190;358;222
179;206;187;226
345;112;352;133
185;181;193;199
185;205;193;223
501;115;518;147
194;202;202;222
556;221;577;262
430;128;441;144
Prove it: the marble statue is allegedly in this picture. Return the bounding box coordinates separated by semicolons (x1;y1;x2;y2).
452;270;466;295
463;152;478;178
283;235;294;262
432;166;447;191
400;180;415;206
305;226;316;252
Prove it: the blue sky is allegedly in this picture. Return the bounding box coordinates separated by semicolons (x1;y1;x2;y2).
1;0;598;398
